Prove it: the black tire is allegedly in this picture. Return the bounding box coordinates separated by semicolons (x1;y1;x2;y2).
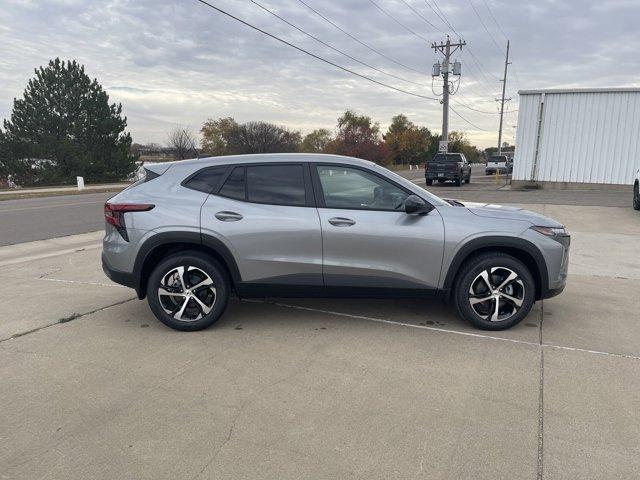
454;178;461;187
426;178;433;186
453;252;535;330
147;251;230;331
634;183;640;211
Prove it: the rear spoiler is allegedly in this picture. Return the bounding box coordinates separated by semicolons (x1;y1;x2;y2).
143;162;172;176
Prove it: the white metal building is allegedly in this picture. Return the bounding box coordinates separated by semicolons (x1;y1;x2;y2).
513;88;640;186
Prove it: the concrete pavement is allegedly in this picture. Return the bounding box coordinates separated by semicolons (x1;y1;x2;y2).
1;199;639;479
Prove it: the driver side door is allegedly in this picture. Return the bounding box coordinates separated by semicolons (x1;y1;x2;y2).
312;164;445;295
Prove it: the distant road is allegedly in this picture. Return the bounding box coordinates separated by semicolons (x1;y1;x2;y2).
0;192;114;246
0;166;630;247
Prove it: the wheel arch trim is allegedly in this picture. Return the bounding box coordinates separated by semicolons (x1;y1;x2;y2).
442;235;549;299
133;231;242;298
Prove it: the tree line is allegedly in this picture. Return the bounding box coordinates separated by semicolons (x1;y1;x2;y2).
0;58;484;188
168;111;483;166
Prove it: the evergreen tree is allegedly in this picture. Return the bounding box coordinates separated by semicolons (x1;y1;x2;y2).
1;58;136;185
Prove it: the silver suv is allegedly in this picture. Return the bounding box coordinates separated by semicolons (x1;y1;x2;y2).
102;154;569;331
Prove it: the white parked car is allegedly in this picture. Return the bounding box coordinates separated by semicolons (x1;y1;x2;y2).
634;168;640;210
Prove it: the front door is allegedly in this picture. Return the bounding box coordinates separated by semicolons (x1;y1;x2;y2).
312;164;445;294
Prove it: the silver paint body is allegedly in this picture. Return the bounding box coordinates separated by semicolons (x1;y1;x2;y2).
103;154;569;294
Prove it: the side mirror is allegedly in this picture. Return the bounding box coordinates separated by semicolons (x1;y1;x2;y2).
404;195;431;215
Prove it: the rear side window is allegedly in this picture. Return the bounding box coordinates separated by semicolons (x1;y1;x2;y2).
218;166;246;200
183;166;227;193
247;165;306;206
125;167;160;191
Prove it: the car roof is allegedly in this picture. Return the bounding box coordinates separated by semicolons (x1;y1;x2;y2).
167;153;376;169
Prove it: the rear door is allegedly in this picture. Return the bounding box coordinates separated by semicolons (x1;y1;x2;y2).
312;164;444;293
199;163;322;290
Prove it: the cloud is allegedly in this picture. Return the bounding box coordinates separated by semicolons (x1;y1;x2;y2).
1;0;639;148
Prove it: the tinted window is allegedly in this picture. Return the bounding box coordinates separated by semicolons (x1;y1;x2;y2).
317;165;408;211
218;166;246;200
184;166;227;193
247;165;306;206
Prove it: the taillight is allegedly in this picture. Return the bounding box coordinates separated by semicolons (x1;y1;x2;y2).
104;203;154;241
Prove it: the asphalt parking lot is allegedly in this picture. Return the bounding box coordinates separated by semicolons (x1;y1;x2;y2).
1;179;639;479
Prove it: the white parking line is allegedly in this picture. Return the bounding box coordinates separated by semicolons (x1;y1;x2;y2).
0;243;102;267
36;277;128;288
249;300;640;361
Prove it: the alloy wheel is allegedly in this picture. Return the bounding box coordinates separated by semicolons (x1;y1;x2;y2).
468;266;525;322
158;266;217;321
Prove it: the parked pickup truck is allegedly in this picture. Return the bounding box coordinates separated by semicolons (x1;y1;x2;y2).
485;155;512;175
484;155;513;175
425;153;471;187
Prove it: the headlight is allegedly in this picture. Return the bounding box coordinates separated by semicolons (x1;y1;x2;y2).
531;226;570;246
531;226;567;237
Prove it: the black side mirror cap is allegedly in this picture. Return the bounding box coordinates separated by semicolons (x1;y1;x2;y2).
405;195;432;215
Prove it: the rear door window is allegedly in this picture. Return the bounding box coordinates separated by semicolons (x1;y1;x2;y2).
218;166;246;200
183;166;228;193
247;165;306;206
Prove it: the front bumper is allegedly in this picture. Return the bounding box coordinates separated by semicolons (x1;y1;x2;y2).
540;234;570;299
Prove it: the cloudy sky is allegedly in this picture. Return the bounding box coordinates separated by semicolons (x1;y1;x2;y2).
2;0;639;148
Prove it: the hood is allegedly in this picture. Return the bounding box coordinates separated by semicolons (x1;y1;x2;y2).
443;199;564;228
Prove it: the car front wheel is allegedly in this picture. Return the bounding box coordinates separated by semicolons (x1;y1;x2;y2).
453;252;535;330
147;251;230;331
634;183;640;210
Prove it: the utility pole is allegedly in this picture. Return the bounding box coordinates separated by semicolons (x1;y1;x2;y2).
496;40;511;155
432;36;466;152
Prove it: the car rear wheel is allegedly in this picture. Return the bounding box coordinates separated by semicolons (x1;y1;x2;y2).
634;183;640;210
147;251;230;331
453;252;535;330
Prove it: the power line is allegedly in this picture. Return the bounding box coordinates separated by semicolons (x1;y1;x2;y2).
423;0;454;32
411;1;500;95
423;1;500;85
365;0;498;100
193;0;487;130
468;0;504;54
475;0;523;95
481;0;509;41
293;0;500;117
367;0;431;44
250;0;431;87
296;0;430;76
398;0;443;33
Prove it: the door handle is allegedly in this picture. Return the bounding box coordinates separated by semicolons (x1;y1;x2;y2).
328;217;355;227
215;211;243;222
